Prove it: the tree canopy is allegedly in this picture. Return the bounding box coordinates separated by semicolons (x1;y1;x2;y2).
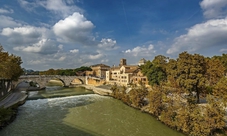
0;46;23;80
39;66;92;76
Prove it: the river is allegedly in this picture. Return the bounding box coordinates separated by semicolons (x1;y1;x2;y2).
0;86;185;136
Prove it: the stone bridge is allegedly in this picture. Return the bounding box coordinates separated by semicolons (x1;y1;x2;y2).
12;75;87;89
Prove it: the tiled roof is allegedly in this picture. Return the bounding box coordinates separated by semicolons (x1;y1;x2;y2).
90;63;110;68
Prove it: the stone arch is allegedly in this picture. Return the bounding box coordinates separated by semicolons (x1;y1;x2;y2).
70;78;84;85
47;77;66;86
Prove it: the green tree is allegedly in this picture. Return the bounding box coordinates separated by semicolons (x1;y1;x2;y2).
0;46;23;80
141;60;153;75
146;66;166;85
147;86;164;116
212;77;227;107
203;95;226;136
75;66;92;72
213;54;227;73
141;60;167;86
152;55;168;71
128;86;148;108
205;58;225;87
176;52;207;103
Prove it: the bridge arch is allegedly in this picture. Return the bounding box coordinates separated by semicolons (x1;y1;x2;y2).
47;78;66;86
12;75;87;89
70;78;84;85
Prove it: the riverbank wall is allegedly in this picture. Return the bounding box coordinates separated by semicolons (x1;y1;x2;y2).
81;85;112;96
0;90;28;129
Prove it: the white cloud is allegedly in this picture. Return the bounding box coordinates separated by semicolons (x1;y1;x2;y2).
18;0;82;17
123;44;156;57
13;39;60;54
88;52;104;60
38;0;82;17
58;44;64;50
70;49;79;53
0;8;14;14
101;59;109;63
53;12;95;45
28;60;42;65
220;48;227;52
59;56;66;61
167;18;227;54
200;0;227;18
18;0;38;12
98;38;117;49
1;26;49;46
0;15;21;28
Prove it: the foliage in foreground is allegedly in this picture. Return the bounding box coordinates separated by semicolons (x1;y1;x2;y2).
0;107;15;122
0;46;23;80
111;52;227;136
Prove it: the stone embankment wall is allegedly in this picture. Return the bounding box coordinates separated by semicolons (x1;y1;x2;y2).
87;77;106;86
0;79;12;100
82;85;112;96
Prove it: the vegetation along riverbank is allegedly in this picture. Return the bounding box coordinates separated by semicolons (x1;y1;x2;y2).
0;45;24;129
110;52;227;136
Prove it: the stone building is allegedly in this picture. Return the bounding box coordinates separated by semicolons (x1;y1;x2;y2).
90;64;110;78
105;59;148;86
138;58;147;66
119;58;127;66
106;66;121;82
130;69;148;86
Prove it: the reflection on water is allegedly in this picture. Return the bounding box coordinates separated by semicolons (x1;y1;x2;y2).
0;87;185;136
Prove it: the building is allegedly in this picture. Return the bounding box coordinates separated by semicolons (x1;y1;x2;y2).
105;58;148;86
90;64;110;78
130;69;148;86
138;58;147;66
119;58;127;66
106;66;121;82
118;65;138;86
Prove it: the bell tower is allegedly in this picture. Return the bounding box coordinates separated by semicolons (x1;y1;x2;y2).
119;58;126;66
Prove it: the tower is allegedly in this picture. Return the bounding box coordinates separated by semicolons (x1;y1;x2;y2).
119;58;126;66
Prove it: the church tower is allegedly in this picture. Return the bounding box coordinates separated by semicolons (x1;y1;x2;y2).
119;58;126;66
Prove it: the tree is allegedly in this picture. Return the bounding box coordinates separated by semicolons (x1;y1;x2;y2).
205;57;225;91
141;60;153;75
176;52;207;103
212;77;227;107
146;66;166;85
152;55;168;71
128;86;148;108
141;60;167;86
75;66;92;72
213;54;227;73
0;46;23;80
147;86;164;116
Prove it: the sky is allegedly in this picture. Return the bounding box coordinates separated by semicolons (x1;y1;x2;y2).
0;0;227;71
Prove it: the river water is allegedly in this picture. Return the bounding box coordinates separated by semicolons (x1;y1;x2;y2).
0;86;185;136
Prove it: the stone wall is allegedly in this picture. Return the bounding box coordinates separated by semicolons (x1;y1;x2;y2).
87;77;106;86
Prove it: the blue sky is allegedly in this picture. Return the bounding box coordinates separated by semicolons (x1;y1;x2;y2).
0;0;227;70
